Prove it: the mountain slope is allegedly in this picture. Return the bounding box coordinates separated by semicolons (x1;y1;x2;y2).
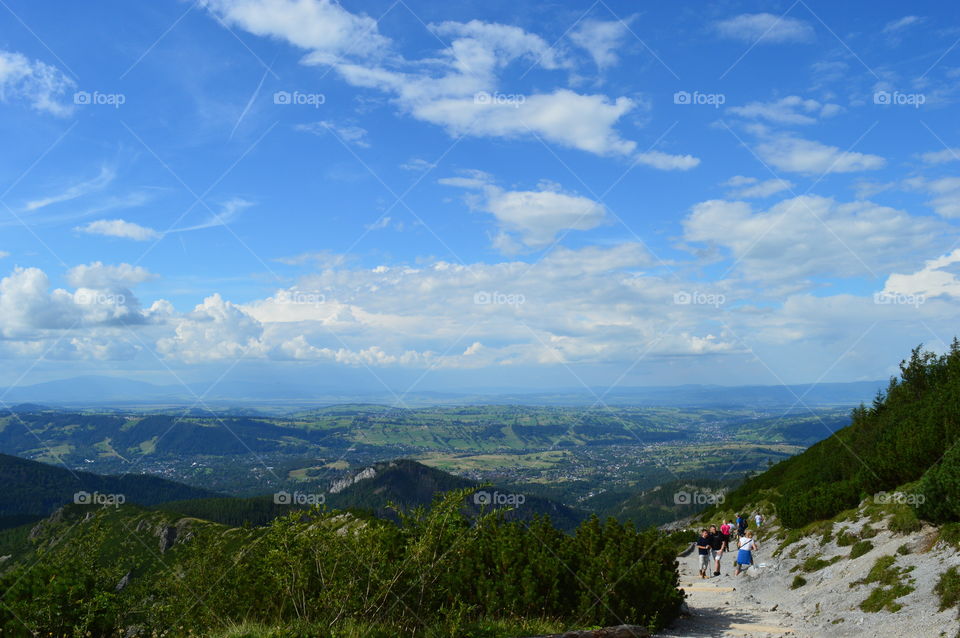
713;343;960;528
0;453;221;529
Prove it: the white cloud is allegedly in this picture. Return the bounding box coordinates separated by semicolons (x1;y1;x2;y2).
441;173;607;251
66;262;155;289
883;16;924;33
906;177;960;218
714;13;815;44
0;49;75;116
200;2;672;159
920;148;960;164
24;166;115;212
570;18;631;69
77;219;161;241
405;89;639;156
883;248;960;299
200;0;389;65
169;198;253;233
754;134;885;174
157;294;264;363
634;150;700;171
295;120;370;147
723;176;794;198
728;96;841;125
683;195;946;284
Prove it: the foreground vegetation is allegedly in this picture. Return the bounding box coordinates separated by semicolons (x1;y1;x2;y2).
0;488;683;638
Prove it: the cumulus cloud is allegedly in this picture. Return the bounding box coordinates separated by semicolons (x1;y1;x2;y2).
883;248;960;299
0;49;75;116
728;96;841;125
905;177;960;218
200;1;685;160
634;150;700;171
754;134;885;174
920;148;960;164
441;172;607;251
199;0;389;65
714;13;815;44
76;219;161;241
570;18;632;69
682;195;946;284
724;176;794;198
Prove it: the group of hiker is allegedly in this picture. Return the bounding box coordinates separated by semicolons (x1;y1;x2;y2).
695;512;764;578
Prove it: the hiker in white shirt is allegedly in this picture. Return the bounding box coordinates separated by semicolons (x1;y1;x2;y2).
735;530;758;576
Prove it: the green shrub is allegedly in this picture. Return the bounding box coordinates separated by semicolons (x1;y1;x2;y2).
791;575;807;589
860;583;915;613
935;566;960;611
836;530;858;546
849;540;873;559
939;523;960;548
888;506;922;534
801;555;841;573
896;543;911;555
859;524;878;539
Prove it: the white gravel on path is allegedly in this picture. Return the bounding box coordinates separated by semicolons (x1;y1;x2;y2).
657;514;960;638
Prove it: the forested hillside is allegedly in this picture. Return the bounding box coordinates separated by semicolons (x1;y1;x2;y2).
0;454;220;529
715;342;960;528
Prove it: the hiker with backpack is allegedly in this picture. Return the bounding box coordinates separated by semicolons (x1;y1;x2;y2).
707;524;724;576
736;513;747;538
735;529;758;576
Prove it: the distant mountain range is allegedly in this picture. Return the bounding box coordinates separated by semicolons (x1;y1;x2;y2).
0;374;886;409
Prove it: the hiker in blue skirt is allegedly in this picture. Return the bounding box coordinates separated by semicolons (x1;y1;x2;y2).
735;529;758;576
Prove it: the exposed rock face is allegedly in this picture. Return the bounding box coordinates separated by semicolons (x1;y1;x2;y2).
523;626;651;638
116;571;132;592
158;525;177;553
329;466;378;494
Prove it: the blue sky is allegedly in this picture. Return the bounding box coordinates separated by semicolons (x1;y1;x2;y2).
1;0;960;394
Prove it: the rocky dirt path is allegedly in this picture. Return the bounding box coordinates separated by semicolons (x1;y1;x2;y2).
657;546;800;638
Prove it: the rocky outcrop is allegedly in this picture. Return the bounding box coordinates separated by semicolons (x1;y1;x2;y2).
329;466;378;494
